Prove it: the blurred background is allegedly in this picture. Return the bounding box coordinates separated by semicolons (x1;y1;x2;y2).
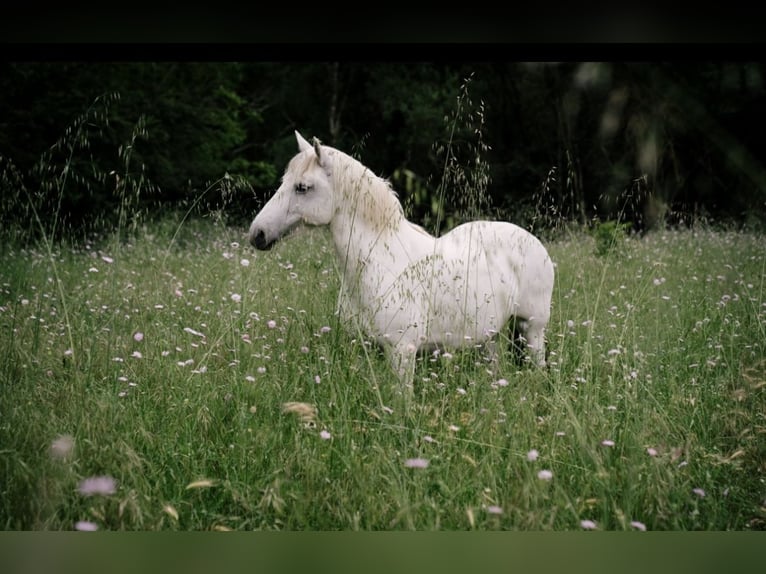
2;61;765;241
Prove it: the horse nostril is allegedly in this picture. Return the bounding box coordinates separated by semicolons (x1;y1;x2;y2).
252;229;269;250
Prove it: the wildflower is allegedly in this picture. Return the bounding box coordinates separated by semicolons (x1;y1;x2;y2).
300;346;309;353
692;488;706;498
527;449;539;462
423;435;436;444
267;320;277;329
131;351;143;359
381;405;394;415
319;430;332;440
101;255;114;264
404;457;429;469
646;447;658;457
257;366;266;374
64;349;74;357
245;375;255;382
537;469;553;481
183;326;205;338
74;520;98;531
231;293;242;303
133;331;144;342
448;425;460;432
78;475;117;496
319;326;331;334
485;505;503;515
601;439;615;447
50;434;74;460
630;520;647;531
240;258;250;267
495;378;509;387
580;519;597;530
314;375;321;384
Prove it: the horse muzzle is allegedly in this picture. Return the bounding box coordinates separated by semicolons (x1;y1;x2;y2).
249;229;274;251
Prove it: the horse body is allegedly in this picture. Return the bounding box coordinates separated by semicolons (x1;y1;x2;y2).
249;132;554;389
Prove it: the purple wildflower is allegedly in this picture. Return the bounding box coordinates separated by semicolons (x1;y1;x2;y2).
74;520;99;531
78;475;117;496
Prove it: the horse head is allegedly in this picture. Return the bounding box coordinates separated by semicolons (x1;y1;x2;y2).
248;131;335;250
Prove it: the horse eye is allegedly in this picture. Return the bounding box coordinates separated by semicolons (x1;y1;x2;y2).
295;182;312;194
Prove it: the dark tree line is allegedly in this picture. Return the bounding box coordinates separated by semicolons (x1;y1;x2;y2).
1;61;765;241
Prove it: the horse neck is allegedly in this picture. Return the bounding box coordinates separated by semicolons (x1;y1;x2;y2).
330;212;433;278
328;156;433;275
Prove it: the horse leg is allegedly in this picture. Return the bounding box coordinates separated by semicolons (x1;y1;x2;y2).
387;341;417;395
483;337;500;367
519;319;546;367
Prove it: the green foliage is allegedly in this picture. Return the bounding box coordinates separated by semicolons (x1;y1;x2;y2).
0;63;277;241
592;220;632;257
3;62;766;238
0;92;156;245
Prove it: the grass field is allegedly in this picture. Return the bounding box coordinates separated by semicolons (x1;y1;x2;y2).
1;217;764;531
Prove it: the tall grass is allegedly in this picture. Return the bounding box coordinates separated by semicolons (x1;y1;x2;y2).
1;219;764;530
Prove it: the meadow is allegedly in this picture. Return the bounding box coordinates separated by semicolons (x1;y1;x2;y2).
1;214;764;531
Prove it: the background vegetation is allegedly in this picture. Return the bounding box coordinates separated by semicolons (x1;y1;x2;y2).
2;62;766;242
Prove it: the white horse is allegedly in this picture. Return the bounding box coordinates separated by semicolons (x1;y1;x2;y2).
249;131;555;391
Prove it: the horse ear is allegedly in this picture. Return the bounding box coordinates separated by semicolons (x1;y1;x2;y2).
295;131;312;153
312;137;325;167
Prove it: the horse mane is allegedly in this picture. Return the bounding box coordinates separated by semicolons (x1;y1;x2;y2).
327;147;413;234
